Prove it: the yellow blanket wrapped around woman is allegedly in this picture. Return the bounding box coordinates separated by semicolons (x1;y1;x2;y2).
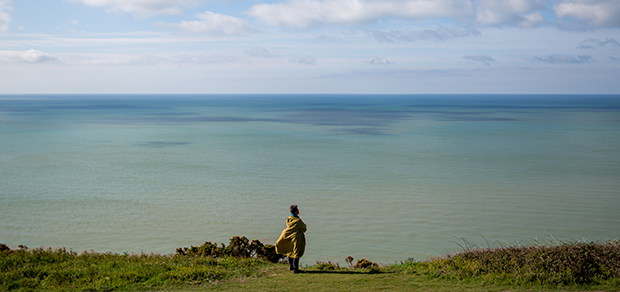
275;215;307;259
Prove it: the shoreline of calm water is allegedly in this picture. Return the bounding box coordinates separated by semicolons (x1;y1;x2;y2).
2;238;620;291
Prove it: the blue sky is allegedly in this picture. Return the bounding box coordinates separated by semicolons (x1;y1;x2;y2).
0;0;619;94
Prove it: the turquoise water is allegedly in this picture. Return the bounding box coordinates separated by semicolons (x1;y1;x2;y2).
1;94;619;264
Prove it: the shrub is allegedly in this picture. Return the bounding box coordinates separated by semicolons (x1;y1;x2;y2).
175;236;284;263
225;236;251;258
314;261;340;271
177;241;223;258
256;244;282;263
354;259;378;269
422;241;620;286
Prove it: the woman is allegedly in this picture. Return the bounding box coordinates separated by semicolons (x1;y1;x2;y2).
275;204;307;273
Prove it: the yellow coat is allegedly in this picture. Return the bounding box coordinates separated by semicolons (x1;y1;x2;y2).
275;215;307;259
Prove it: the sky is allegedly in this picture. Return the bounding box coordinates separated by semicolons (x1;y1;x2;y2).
0;0;619;94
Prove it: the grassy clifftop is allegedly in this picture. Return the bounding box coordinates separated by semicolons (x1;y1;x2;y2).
1;238;619;291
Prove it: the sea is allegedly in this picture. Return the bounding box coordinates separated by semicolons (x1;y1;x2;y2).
1;94;619;265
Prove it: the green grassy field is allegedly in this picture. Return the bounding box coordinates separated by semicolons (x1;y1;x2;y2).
2;239;619;291
197;264;617;292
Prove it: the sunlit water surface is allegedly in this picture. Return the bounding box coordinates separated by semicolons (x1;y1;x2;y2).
1;94;619;265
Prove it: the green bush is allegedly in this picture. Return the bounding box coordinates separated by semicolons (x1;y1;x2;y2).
417;241;620;286
354;259;378;269
256;244;282;263
314;261;340;271
175;236;284;263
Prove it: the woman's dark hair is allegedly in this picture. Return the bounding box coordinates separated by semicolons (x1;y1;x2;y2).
289;204;299;214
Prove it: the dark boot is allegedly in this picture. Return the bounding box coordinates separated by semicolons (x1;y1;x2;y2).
288;257;295;271
292;258;301;273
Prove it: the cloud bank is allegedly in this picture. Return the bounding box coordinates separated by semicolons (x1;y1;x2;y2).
172;11;260;34
61;0;620;31
244;0;555;28
532;54;593;64
289;56;316;65
464;55;496;65
0;0;11;32
475;0;546;27
555;0;620;28
369;26;480;42
246;46;273;57
175;54;236;65
246;0;473;28
577;37;620;49
70;54;236;66
67;0;620;31
368;57;392;64
0;49;57;63
72;0;207;16
0;50;241;67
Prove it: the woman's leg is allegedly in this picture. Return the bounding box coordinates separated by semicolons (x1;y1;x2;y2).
288;257;295;270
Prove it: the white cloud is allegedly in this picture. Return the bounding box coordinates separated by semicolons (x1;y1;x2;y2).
0;0;11;32
475;0;546;27
555;0;620;27
246;46;272;57
175;54;236;65
70;57;136;66
520;11;545;27
72;0;205;16
289;56;316;65
369;26;480;42
245;0;556;28
0;49;57;63
50;52;238;66
246;0;473;29
173;11;261;34
531;54;593;63
315;33;344;41
54;53;235;66
368;57;392;64
577;37;620;49
58;54;166;66
463;55;496;65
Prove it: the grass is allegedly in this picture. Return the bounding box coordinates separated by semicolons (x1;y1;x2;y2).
418;241;620;286
0;246;267;291
2;240;620;291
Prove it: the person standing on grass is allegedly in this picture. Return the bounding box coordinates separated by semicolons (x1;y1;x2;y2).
275;204;307;274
